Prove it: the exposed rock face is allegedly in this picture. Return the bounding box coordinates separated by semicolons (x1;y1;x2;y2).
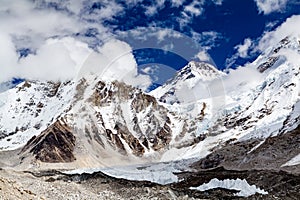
193;125;300;173
257;56;279;73
77;80;174;157
22;119;76;163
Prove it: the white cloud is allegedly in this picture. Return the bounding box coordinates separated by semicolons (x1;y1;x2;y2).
195;51;210;62
223;65;263;93
176;0;225;28
170;0;186;7
227;14;300;69
177;0;205;27
171;0;221;8
211;0;223;6
156;29;182;42
199;64;263;104
19;37;92;81
191;31;223;50
265;21;279;30
0;1;87;49
117;27;215;70
145;6;158;16
116;27;183;50
0;34;19;82
81;1;124;21
173;62;263;108
0;36;92;82
0;0;138;83
235;38;253;58
225;56;237;69
0;0;131;51
78;39;152;90
183;0;204;17
0;34;152;90
276;48;300;67
256;15;300;52
254;0;288;14
141;66;154;74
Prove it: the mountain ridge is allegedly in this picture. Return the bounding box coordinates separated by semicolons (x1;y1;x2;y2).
0;36;299;175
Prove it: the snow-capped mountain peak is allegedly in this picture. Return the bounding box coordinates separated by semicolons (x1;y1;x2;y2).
150;61;225;104
175;61;223;82
255;35;300;73
0;35;299;175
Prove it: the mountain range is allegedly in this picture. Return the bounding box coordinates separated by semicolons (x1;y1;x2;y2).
0;35;299;199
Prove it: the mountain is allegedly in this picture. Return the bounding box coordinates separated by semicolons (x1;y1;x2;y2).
4;76;206;169
0;81;74;151
149;36;300;166
150;61;225;105
0;35;299;198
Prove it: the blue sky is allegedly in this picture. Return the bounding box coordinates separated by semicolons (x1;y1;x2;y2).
0;0;300;89
105;0;300;70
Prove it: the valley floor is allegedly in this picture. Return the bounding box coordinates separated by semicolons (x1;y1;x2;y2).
0;168;194;200
0;166;299;200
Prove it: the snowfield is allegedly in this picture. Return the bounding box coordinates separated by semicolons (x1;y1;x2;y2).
190;178;268;197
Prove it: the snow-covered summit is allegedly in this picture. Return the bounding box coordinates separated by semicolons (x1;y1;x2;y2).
150;61;225;104
173;61;223;82
255;35;300;73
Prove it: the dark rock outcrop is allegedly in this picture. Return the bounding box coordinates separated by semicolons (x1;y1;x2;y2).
257;57;279;73
21;119;76;163
192;125;300;172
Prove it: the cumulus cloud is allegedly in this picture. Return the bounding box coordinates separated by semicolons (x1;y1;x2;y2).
191;64;263;111
0;0;89;50
18;37;92;81
176;0;225;28
177;0;204;27
254;0;288;15
225;38;253;68
0;0;140;83
170;0;186;7
183;0;204;17
0;0;134;51
195;50;210;62
78;39;152;90
145;0;222;17
81;0;124;21
0;36;92;82
0;33;151;90
0;34;19;82
235;38;253;58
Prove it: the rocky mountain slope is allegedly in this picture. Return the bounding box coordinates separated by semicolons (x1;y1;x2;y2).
0;81;74;150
